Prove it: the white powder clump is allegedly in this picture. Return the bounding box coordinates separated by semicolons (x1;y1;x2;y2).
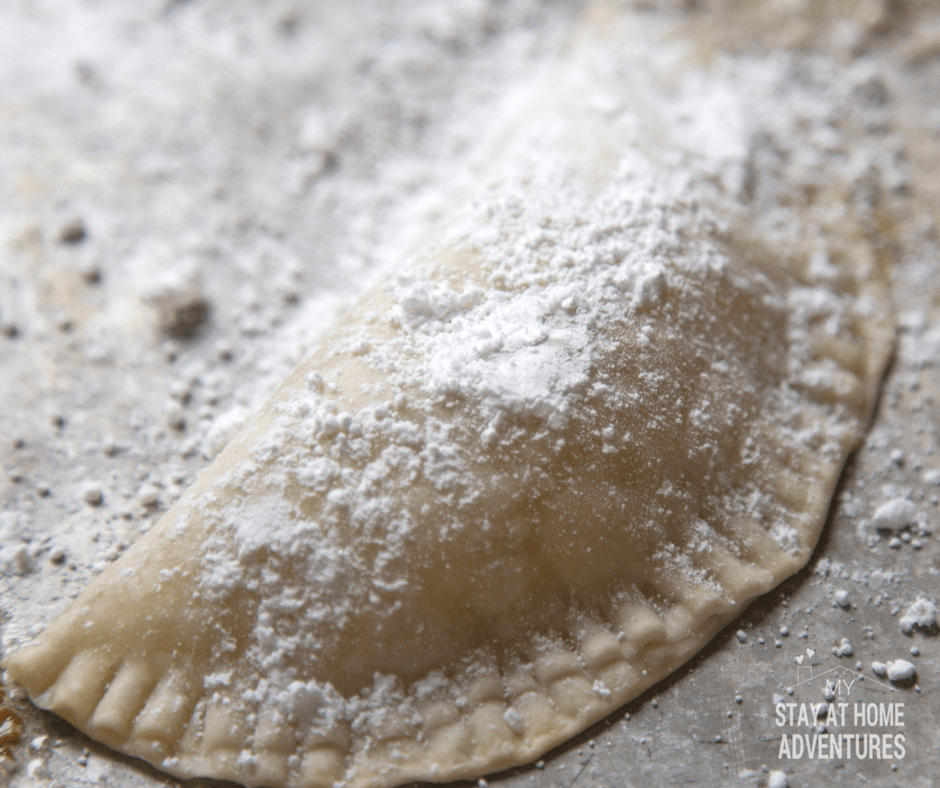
886;660;916;682
0;544;32;578
899;597;938;634
142;257;209;338
0;513;32;577
137;484;161;507
26;759;50;780
204;671;233;690
81;483;103;506
204;406;252;459
767;771;789;788
871;498;917;531
271;679;346;729
835;638;853;657
593;680;612;699
503;707;524;733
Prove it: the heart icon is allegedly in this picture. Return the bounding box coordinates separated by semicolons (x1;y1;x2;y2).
806;649;815;658
796;655;804;664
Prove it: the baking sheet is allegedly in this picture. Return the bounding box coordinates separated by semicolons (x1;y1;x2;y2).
1;2;938;787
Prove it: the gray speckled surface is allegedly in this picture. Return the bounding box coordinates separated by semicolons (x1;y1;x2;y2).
2;2;939;788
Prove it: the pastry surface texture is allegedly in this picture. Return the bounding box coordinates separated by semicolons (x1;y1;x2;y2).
2;6;894;788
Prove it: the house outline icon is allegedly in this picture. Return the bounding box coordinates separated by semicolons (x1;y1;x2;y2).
786;665;898;695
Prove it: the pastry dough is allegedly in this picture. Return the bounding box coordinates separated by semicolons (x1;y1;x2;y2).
1;6;893;788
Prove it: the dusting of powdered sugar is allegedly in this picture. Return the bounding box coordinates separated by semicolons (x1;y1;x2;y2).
3;2;939;787
380;155;721;432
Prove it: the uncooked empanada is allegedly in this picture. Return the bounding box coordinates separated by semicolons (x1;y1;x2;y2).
2;8;892;788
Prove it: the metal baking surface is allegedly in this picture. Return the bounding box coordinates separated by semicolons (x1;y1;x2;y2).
1;2;938;787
